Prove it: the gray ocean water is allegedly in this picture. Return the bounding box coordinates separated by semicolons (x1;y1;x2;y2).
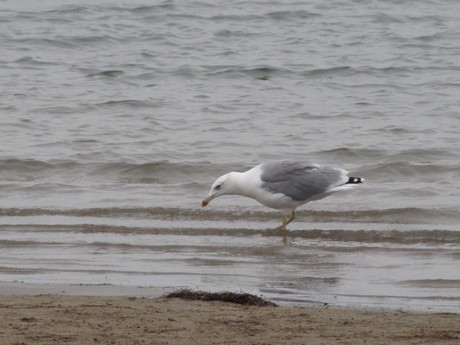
1;0;459;311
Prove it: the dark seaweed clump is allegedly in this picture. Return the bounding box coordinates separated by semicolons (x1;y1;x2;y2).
164;289;277;307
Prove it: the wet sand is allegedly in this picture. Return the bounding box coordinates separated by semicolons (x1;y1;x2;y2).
1;294;459;345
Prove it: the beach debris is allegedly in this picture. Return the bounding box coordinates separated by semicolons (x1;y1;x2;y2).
164;289;277;307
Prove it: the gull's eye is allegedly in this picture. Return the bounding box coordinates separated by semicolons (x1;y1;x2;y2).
215;184;222;190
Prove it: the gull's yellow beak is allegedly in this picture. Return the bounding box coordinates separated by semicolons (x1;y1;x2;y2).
201;195;215;207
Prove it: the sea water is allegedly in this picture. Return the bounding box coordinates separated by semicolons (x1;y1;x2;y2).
0;0;459;311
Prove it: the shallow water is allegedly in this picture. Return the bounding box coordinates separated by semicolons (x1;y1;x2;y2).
1;0;459;312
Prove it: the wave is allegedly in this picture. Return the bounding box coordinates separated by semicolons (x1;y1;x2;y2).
319;147;459;161
398;279;460;288
203;65;355;80
0;159;239;184
42;5;93;16
203;65;291;80
94;99;160;109
266;10;320;20
302;66;352;77
203;65;423;81
1;222;459;246
359;162;460;181
0;206;457;224
87;70;124;78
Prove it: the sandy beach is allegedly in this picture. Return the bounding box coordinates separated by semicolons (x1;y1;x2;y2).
1;292;459;345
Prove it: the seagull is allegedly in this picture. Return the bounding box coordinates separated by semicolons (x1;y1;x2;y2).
201;160;364;230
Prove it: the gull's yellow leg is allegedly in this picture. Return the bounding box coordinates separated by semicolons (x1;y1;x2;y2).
277;211;296;231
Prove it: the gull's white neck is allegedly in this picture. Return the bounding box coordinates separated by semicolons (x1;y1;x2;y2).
227;166;262;198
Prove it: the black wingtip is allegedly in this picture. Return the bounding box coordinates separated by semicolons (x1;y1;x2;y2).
347;176;364;184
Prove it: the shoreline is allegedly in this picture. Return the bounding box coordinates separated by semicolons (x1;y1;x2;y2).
1;282;458;314
0;281;173;298
0;284;459;345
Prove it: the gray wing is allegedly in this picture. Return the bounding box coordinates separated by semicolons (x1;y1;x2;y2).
260;160;347;201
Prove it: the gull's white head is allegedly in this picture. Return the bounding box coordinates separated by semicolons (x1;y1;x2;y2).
201;173;236;207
